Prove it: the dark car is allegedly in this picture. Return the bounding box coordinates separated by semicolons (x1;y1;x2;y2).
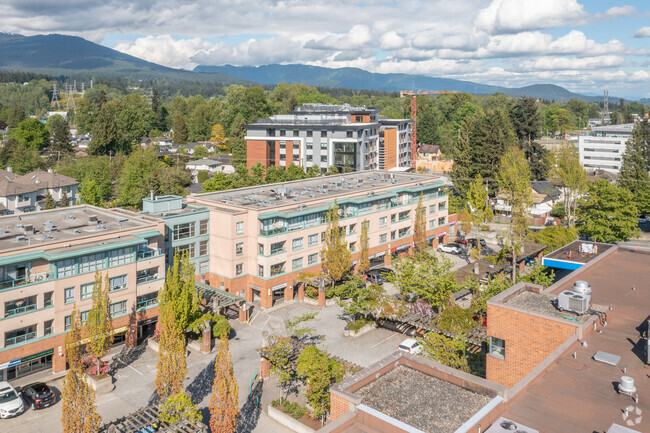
366;271;384;285
468;238;487;248
21;383;56;410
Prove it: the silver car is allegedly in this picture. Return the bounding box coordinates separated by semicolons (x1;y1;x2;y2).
0;381;25;418
437;243;461;254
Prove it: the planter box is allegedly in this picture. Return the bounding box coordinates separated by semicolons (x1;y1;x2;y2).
344;323;376;338
147;338;159;353
187;337;218;355
302;297;337;307
85;374;114;394
268;405;315;433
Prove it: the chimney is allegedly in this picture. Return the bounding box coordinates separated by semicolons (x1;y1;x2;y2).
6;166;12;173
150;190;155;200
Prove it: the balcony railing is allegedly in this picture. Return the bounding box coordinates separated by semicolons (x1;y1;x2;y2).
5;303;37;318
137;298;158;310
137;273;159;284
0;273;51;291
5;331;37;347
44;326;53;336
270;267;285;276
137;248;162;261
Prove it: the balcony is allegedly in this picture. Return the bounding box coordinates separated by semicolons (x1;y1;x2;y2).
137;297;158;310
5;303;37;318
136;248;162;261
0;272;51;291
260;227;287;237
5;331;37;347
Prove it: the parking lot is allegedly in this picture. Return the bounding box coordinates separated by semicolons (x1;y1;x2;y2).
2;301;408;433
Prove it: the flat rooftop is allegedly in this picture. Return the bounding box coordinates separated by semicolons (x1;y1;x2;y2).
191;171;442;211
543;240;614;270
0;206;156;254
504;290;589;322
355;366;492;433
504;248;650;433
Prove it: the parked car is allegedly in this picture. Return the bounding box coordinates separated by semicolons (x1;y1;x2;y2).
467;238;487;248
398;338;422;355
365;270;384;285
438;243;461;254
639;216;648;224
0;381;25;418
21;383;56;410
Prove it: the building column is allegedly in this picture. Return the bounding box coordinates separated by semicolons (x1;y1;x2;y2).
260;357;271;379
239;303;247;323
125;314;137;349
318;288;326;307
201;326;212;354
261;288;273;309
385;251;392;265
246;286;253;303
284;284;293;301
443;234;449;244
53;344;67;373
519;260;526;273
298;285;305;301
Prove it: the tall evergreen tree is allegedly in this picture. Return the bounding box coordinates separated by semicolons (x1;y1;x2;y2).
413;193;427;252
209;333;239;433
7;105;26;128
618;118;650;215
48;114;73;155
89;100;120;155
173;114;189;145
44;192;56;209
61;191;70;207
321;201;352;285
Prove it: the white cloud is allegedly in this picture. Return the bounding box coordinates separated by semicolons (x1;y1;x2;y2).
633;26;650;38
474;0;588;34
305;25;372;51
595;5;637;20
379;31;406;51
114;35;215;69
519;55;625;71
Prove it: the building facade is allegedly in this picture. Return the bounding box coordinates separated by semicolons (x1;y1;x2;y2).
0;168;78;215
0;206;165;381
186;171;449;309
578;123;634;173
245;104;412;172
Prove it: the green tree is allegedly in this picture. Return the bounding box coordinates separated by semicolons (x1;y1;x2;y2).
419;332;470;373
43;191;56;209
264;336;296;399
209;332;240;433
173;114;189;145
89;100;120;155
527;226;578;254
11;118;49;149
61;191;70;207
321;201;352;284
550;144;588;226
158;251;200;333
0;138;43;174
466;174;492;258
116;148;165;208
473;275;511;312
74;97;97;134
543;107;573;135
618;118;650;215
577;179;639;242
84;273;114;376
159;391;201;426
47;114;72;155
7;105;26;128
79;178;104;207
519;264;555;288
188;103;213;142
296;345;343;423
357;219;370;275
192;145;210;159
497;147;532;282
202;171;234;192
413;193;426;253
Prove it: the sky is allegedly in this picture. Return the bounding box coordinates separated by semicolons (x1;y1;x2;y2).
3;0;650;99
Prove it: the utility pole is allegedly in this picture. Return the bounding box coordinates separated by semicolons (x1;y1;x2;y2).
51;83;60;109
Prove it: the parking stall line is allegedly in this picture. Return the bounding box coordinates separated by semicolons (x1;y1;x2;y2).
370;332;400;349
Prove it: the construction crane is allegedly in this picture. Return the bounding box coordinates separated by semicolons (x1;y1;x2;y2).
400;90;459;168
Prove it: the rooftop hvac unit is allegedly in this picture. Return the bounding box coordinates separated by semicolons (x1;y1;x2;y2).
485;417;539;433
557;290;590;315
572;280;592;304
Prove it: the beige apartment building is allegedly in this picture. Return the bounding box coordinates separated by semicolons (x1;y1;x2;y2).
0;206;165;381
187;171;451;308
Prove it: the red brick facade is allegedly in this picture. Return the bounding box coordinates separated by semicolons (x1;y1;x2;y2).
246;140;270;169
486;303;576;388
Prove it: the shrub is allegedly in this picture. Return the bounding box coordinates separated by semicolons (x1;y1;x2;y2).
81;356;108;376
271;398;307;419
347;317;371;332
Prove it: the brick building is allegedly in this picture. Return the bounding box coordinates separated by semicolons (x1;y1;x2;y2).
245;104;411;172
0;206;165;381
186;171;449;308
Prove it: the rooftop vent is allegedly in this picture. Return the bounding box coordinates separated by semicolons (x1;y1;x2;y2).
0;228;5;235
117;217;129;223
23;224;34;235
484;417;539;433
16;235;26;241
15;223;23;229
618;376;636;396
557;290;589;315
66;215;75;220
89;215;98;223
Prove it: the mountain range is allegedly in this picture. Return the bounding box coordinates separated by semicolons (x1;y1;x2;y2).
0;32;615;103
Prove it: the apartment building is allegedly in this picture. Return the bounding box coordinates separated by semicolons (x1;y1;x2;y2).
245;104;412;172
141;194;211;273
186;171;449;309
578;123;634;173
0;206;165;381
0;168;78;215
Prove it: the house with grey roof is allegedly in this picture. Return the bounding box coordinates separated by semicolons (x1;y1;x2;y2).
0;168;78;214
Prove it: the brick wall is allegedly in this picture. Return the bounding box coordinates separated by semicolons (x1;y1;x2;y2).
247;140;269;169
486;303;576;388
330;392;351;420
384;129;397;169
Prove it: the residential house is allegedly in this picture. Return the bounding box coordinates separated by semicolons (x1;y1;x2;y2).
0;168;79;215
185;156;235;183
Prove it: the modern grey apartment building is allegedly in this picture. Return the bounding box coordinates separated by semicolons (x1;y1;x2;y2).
245;104;411;172
578;123;634;173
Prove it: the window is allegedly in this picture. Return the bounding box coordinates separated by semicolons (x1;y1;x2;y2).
349;223;356;234
429;205;436;214
280;130;286;136
109;275;127;292
279;141;286;149
80;283;94;300
236;242;244;256
79;253;105;273
306;155;313;161
271;263;285;276
349;242;356;252
109;301;127;318
44;320;53;336
489;337;505;359
293;141;300;150
109;248;133;267
307;131;313;137
429;219;436;230
199;219;208;235
439;202;446;211
391;230;396;241
292;257;303;271
44;292;53;308
64;287;75;304
173;222;195;240
391;214;396;223
258;265;264;277
271;242;285;255
18;193;30;202
236;221;244;235
199;240;208;256
258;243;264;255
355;115;363;122
379;216;387;227
320;155;328;162
398;227;409;238
292;237;303;250
308;234;318;247
235;263;243;275
438;217;446;226
57;259;75;278
293;130;299;137
346;131;353;138
80;310;89;325
175;244;195;258
321;131;327;137
64;315;72;331
308;253;318;266
380;233;387;243
306;142;313;150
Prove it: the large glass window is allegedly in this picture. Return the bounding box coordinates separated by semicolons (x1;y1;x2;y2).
292;257;303;271
199;219;208;235
64;287;75;304
80;282;94;300
271;263;285;276
109;301;127;318
292;237;303;250
57;259;76;278
79;253;105;274
308;253;318;266
489;337;505;359
109;275;127;292
308;234;318;247
199;240;208;256
108;248;133;267
173;222;195;240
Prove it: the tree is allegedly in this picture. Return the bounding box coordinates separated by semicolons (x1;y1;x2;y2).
44;191;56;209
61;191;70;207
550;144;588;226
89;100;120;155
159;250;200;332
202;171;234;192
0;138;43;174
543;107;573;135
11;118;49;150
527;226;577;254
192;145;210;159
413;193;427;253
79;178;104;207
264;335;296;398
47;114;72;155
419;332;470;373
210;124;227;149
385;252;458;308
160;391;201;426
357;219;370;275
519;264;555;288
296;345;343;423
173;114;189;145
7;105;26;128
510;97;547;179
116;148;166;208
61;309;102;433
210;332;239;433
576;179;639;242
84;273;115;375
618;118;650;215
497;147;532;282
465;174;492;258
320;201;352;284
155;301;187;401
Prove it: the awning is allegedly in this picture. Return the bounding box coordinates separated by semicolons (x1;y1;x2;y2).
369;251;386;259
449;221;456;225
391;244;411;253
78;326;127;346
272;282;287;291
427;235;436;240
438;232;447;237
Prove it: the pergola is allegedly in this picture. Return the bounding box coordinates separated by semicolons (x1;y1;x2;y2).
195;281;245;310
101;404;208;433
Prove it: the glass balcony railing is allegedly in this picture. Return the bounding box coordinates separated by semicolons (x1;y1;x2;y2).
5;331;37;347
5;303;37;318
137;273;160;284
137;298;158;310
137;248;162;261
0;273;51;291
